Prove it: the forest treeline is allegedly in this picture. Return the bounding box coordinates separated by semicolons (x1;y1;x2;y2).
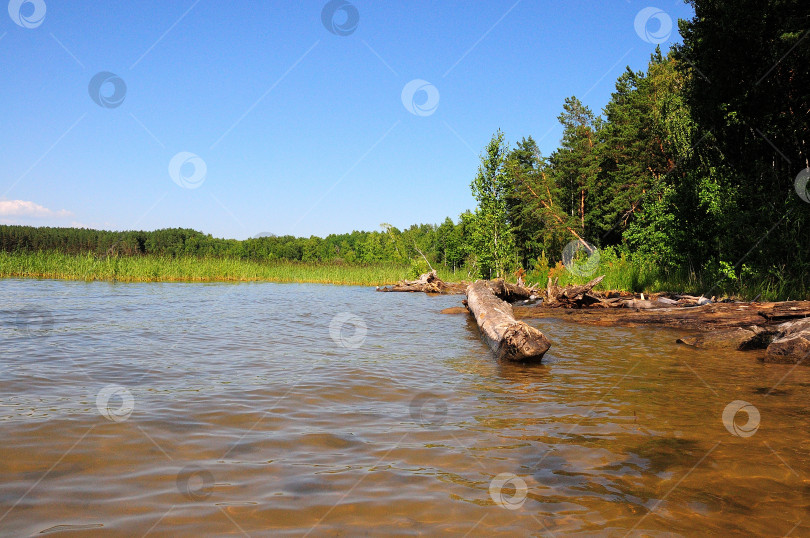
0;223;462;269
2;0;808;296
459;0;809;294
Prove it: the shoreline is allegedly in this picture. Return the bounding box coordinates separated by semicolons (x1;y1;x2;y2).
394;273;810;365
512;301;810;365
0;251;456;287
0;273;398;286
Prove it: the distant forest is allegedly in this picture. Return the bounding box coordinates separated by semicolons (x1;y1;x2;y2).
2;0;808;292
0;224;460;268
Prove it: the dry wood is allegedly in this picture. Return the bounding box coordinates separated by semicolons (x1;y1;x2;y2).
758;302;810;321
379;271;810;363
376;271;467;294
466;280;551;362
545;275;605;308
376;273;538;297
487;279;537;302
513;300;810;333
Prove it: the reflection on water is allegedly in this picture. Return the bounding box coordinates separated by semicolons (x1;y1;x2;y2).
1;278;809;536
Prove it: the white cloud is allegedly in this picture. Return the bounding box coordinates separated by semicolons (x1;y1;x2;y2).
0;199;73;219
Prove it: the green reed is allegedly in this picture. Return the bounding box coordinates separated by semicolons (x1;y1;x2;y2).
0;251;456;286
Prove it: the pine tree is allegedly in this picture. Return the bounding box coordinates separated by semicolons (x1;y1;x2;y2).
505;137;544;269
549;97;601;238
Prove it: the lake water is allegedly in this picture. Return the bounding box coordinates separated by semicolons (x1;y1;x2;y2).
1;279;809;536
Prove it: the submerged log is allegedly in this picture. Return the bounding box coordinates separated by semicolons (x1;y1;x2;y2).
440;306;469;315
766;318;810;363
466;280;551;362
676;326;773;351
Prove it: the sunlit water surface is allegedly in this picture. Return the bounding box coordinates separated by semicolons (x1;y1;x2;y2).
1;279;809;536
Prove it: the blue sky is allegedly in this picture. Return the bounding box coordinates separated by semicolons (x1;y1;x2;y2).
0;0;695;239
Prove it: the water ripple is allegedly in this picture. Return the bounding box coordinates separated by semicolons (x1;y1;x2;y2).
1;279;809;535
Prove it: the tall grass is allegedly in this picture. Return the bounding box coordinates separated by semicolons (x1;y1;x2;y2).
0;251;456;286
525;246;808;301
3;249;804;299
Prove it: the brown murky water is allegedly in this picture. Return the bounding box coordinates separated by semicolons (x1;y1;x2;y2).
1;279;809;537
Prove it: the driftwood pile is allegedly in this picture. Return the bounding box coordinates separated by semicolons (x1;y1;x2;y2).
545;275;604;307
514;298;810;363
376;271;467;294
377;271;810;364
544;275;716;310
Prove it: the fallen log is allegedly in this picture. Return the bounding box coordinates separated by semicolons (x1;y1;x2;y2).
514;300;810;333
545;275;605;308
759;302;810;322
466;280;551;362
376;271;467;294
379;271;810;361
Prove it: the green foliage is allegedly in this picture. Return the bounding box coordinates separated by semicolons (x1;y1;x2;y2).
673;0;810;291
595;49;693;245
407;258;432;280
549;96;601;236
1;223;439;267
623;180;682;267
493;3;808;299
469;130;515;278
504;136;546;268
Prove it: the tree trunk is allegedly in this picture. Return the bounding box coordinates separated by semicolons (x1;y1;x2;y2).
466;280;551;362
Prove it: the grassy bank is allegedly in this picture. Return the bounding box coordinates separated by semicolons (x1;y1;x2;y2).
1;250;805;300
526;247;808;302
0;251;457;286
